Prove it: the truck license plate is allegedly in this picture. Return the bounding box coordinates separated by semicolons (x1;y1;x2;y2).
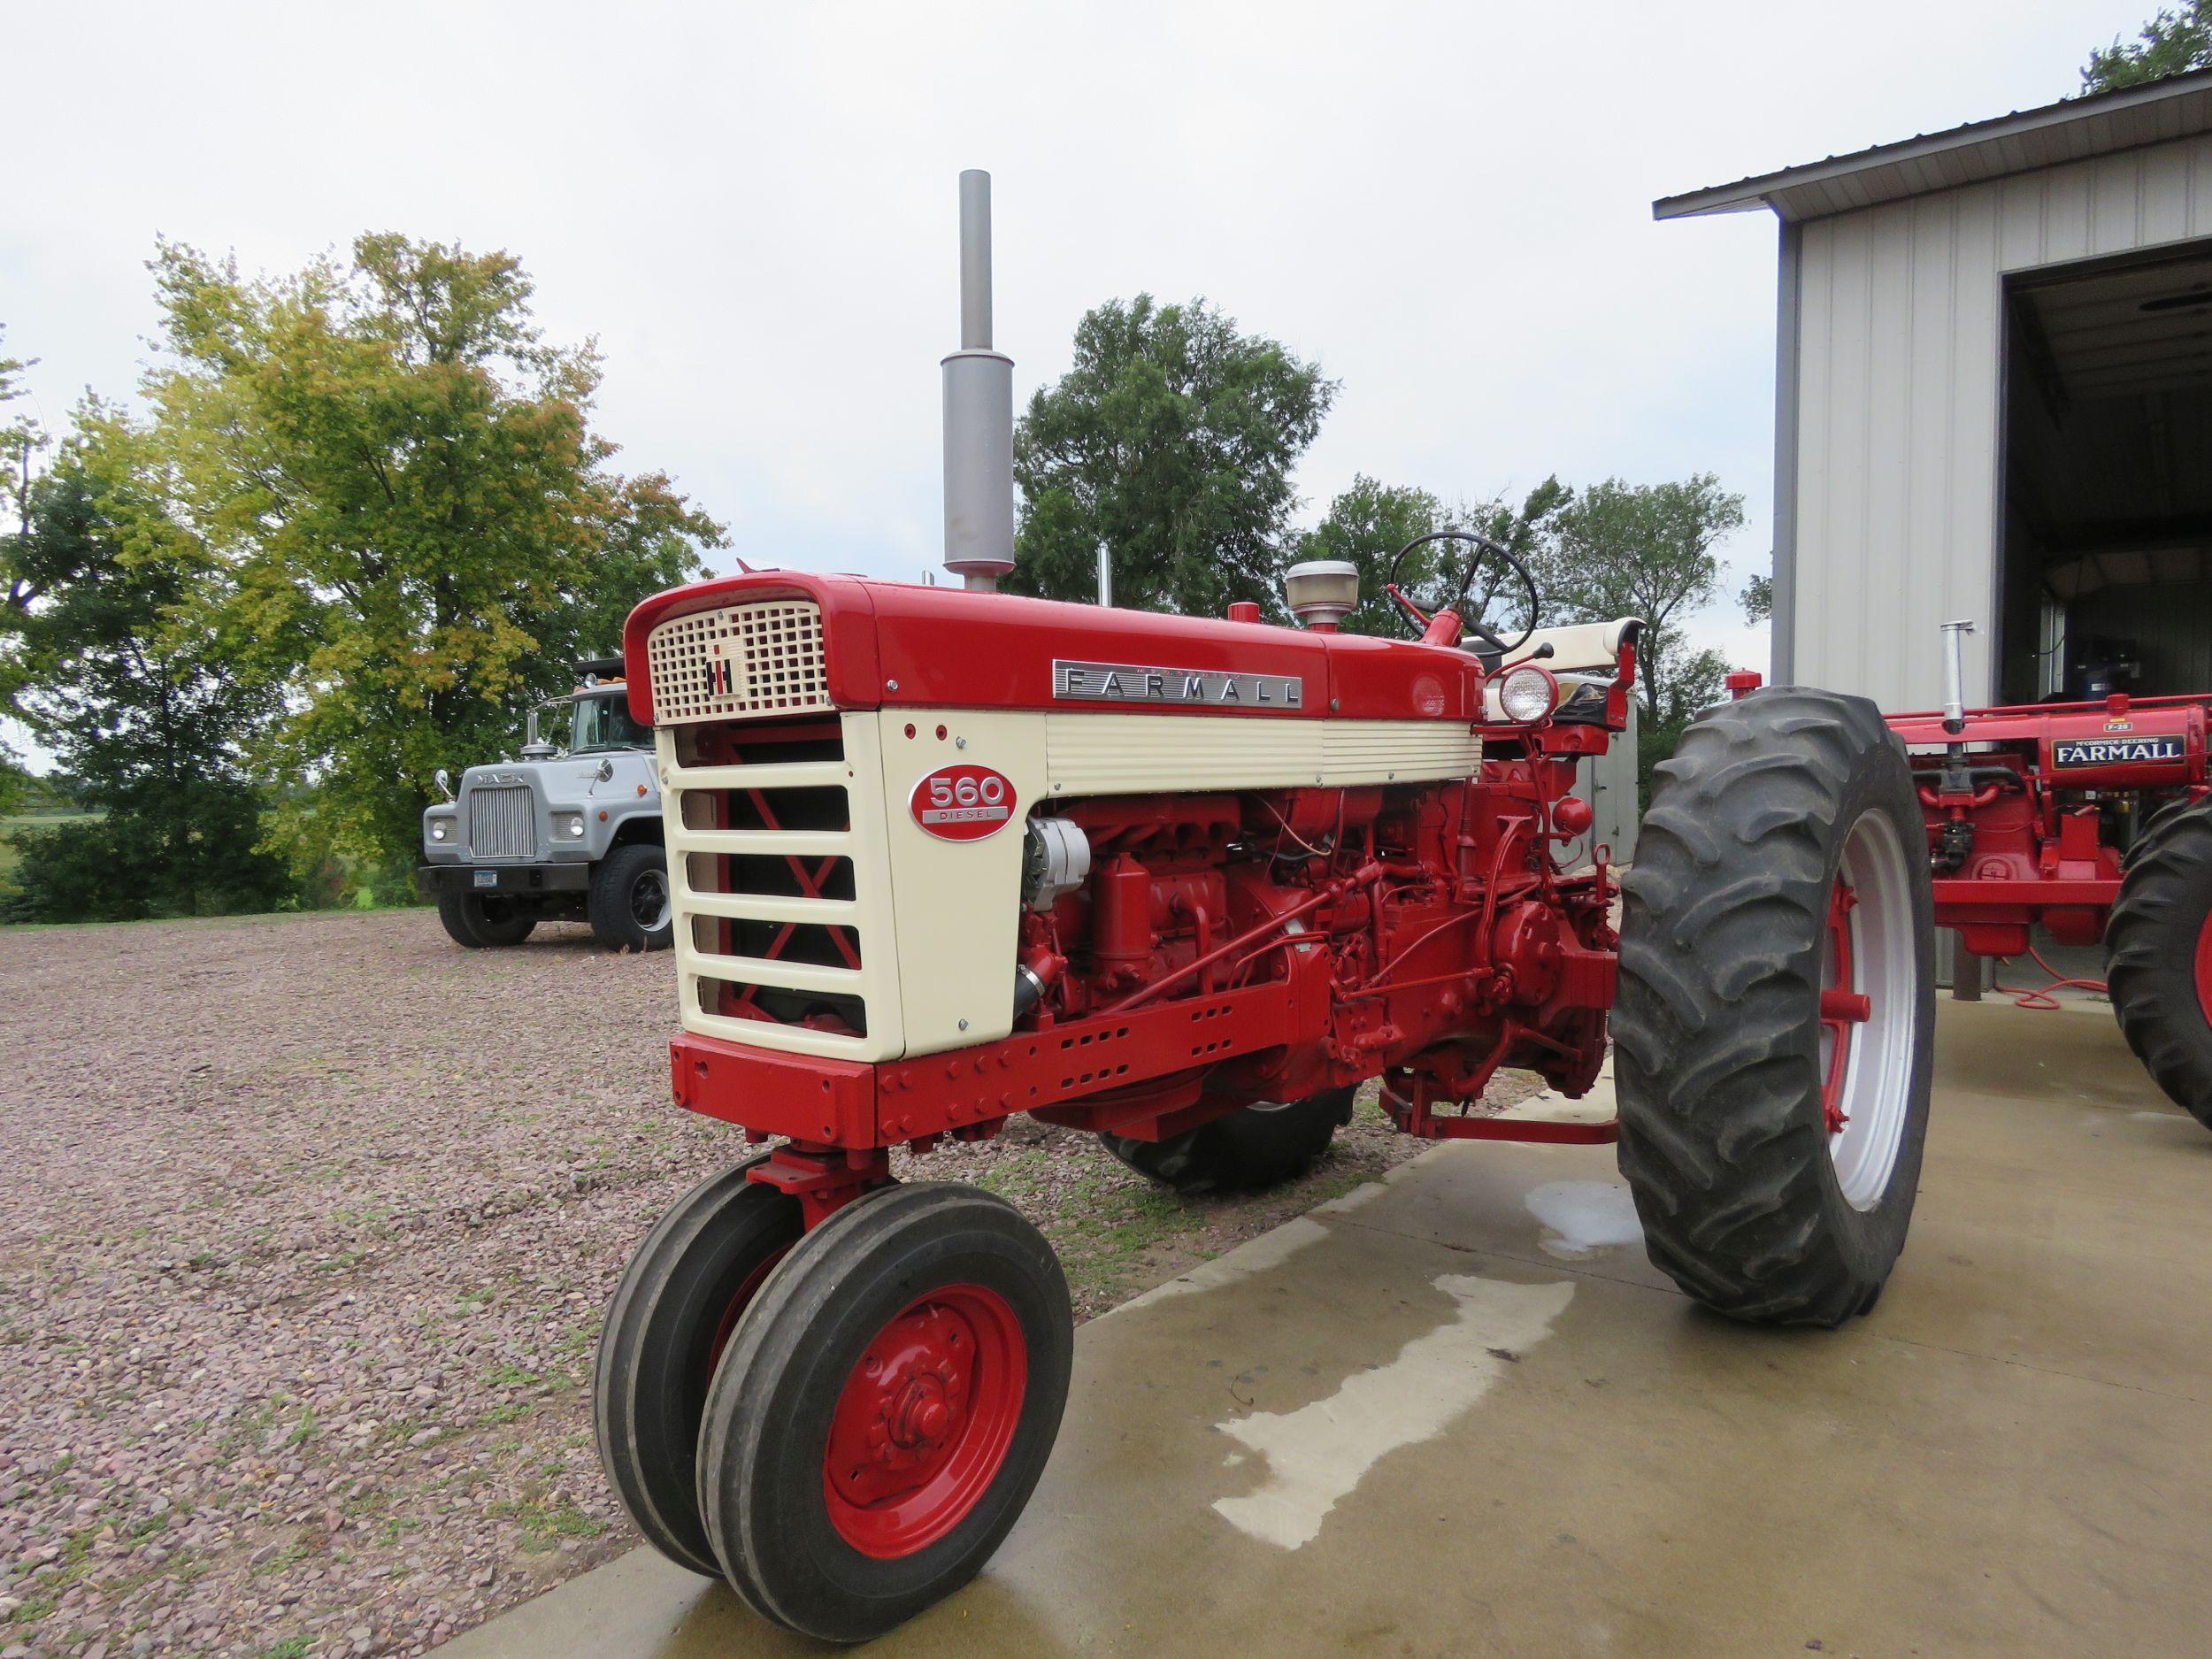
472;870;498;888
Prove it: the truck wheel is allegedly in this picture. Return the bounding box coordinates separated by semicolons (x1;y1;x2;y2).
696;1185;1071;1643
590;843;674;952
1614;687;1934;1327
594;1160;803;1577
2107;797;2212;1126
435;891;537;948
1098;1087;1356;1194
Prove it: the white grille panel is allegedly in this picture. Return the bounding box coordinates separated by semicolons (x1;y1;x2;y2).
647;601;832;726
659;718;906;1063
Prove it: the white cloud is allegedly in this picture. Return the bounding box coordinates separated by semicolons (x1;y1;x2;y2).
4;0;2151;699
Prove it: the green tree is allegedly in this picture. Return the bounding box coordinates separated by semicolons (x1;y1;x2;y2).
1295;474;1566;639
2084;2;2210;89
4;417;291;920
144;234;724;879
0;326;44;810
1009;296;1334;616
1532;474;1746;801
1741;569;1773;624
1294;475;1444;635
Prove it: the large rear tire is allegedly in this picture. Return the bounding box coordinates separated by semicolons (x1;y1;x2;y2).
594;1161;803;1576
2107;796;2212;1127
436;891;537;948
696;1185;1072;1644
1099;1087;1356;1194
1614;687;1935;1326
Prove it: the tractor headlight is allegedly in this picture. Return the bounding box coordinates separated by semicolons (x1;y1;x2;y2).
555;812;587;840
428;818;451;842
1497;664;1560;724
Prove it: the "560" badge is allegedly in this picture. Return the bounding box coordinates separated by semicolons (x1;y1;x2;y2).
910;763;1018;841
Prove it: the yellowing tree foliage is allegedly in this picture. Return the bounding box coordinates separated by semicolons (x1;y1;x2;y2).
145;234;723;875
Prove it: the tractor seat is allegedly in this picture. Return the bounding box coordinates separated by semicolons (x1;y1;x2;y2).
1498;618;1644;675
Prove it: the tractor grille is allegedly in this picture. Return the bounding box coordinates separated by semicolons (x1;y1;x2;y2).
661;713;899;1062
466;785;536;860
646;601;832;726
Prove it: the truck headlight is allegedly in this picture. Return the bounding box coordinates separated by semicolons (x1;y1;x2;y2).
1497;664;1560;724
555;812;587;840
429;818;451;842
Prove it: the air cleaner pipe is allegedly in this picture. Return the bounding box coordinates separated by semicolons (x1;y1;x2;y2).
1940;619;1975;736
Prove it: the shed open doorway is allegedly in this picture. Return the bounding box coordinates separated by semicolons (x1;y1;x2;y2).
1999;243;2212;705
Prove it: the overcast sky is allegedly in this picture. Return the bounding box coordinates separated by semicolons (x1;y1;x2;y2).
3;0;2155;733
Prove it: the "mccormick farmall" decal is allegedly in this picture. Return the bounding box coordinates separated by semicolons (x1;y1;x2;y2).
1052;658;1304;708
910;763;1018;841
2051;734;2186;768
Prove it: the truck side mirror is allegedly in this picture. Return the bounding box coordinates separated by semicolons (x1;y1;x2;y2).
434;768;454;802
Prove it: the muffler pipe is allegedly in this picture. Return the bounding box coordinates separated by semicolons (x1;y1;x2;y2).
941;170;1017;592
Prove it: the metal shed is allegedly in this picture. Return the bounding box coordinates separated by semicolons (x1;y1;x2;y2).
1657;69;2212;710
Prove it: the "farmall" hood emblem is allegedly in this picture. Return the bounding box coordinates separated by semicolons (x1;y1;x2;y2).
1052;658;1303;708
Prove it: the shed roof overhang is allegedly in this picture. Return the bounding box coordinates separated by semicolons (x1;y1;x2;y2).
1654;67;2212;224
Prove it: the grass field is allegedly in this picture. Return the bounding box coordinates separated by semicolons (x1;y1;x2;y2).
0;810;101;883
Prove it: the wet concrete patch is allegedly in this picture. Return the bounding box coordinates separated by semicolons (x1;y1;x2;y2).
1525;1178;1643;1259
1210;1271;1573;1548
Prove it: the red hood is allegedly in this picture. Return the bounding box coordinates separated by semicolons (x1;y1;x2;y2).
623;571;1481;726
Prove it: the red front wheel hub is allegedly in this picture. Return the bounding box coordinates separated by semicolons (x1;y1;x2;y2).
823;1284;1027;1559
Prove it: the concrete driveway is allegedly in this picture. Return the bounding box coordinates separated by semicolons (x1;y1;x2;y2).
445;1000;2212;1658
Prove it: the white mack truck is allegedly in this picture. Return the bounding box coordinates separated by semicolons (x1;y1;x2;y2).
416;658;674;952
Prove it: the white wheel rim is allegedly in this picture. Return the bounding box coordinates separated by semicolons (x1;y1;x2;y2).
1824;808;1918;1210
633;869;672;932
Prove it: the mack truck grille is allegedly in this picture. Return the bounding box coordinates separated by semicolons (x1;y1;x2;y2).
466;785;536;859
659;712;901;1064
646;600;832;726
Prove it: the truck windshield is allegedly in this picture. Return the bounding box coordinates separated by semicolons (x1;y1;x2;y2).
570;690;651;753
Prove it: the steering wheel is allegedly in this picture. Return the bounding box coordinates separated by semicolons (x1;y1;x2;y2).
1384;530;1540;655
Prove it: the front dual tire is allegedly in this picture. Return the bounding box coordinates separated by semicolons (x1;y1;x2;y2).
593;1161;801;1575
595;1173;1072;1645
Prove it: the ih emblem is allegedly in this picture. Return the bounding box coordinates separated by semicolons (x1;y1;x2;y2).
910;764;1017;841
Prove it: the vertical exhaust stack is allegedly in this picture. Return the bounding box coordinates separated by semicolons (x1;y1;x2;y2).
941;170;1017;592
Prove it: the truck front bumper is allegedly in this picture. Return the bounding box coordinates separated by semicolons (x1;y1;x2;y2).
416;863;593;899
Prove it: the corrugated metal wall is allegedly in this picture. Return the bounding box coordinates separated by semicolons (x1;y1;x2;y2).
2074;580;2212;692
1790;134;2212;707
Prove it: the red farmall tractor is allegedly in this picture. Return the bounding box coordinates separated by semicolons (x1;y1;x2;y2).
588;171;1934;1643
1877;620;2212;1125
591;538;1938;1641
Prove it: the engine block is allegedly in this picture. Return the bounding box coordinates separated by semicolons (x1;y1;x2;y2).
624;570;1632;1191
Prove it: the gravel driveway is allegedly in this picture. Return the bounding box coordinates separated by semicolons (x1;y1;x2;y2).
0;911;1464;1658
